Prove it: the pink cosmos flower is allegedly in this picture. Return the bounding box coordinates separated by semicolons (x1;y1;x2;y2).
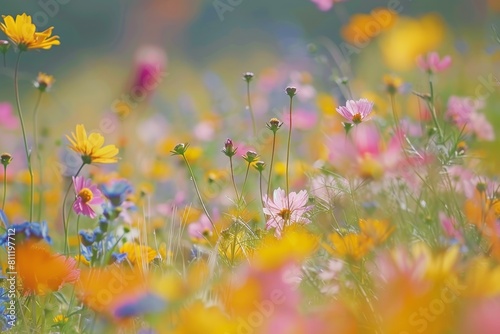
188;214;213;241
310;0;346;11
416;52;452;73
446;96;494;141
336;98;374;124
72;176;104;219
263;188;312;237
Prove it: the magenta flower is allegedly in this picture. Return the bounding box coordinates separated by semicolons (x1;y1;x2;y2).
310;0;346;11
72;176;104;219
336;98;374;124
416;52;452;73
263;188;312;237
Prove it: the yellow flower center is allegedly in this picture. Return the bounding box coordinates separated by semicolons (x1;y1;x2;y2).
278;208;291;221
352;113;362;124
78;188;93;204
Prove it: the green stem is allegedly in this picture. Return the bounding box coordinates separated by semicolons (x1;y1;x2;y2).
239;162;251;206
285;95;294;211
13;52;35;222
246;80;256;137
267;132;277;198
62;163;85;254
2;165;6;210
428;77;444;141
259;171;266;224
182;154;218;237
32;91;44;222
229;156;239;201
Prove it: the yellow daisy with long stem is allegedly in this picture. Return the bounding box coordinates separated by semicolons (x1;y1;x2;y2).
0;13;60;51
67;124;119;165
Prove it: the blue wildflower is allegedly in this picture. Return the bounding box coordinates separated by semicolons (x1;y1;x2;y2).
0;221;51;246
101;179;133;207
113;292;167;318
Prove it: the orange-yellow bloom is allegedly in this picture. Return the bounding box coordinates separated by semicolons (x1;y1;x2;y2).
67;124;119;164
0;14;60;51
16;241;79;295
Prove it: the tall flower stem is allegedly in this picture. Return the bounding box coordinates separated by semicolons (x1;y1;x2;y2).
182;154;219;237
246;79;256;137
13;52;35;222
62;163;85;253
2;164;6;210
267;132;277;197
229;156;239;201
285;91;295;210
239;162;251;206
32;91;44;221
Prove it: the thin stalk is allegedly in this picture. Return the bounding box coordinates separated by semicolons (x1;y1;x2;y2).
239;162;251;206
182;154;219;237
258;171;266;224
32;91;44;222
246;80;257;137
62;163;85;254
13;52;35;222
267;132;277;197
285;95;294;211
428;77;444;141
2;165;6;210
229;156;239;201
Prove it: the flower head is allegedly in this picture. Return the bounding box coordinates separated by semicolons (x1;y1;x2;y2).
100;179;133;207
263;188;312;237
336;98;374;124
0;39;9;54
416;51;452;73
66;124;119;164
0;14;60;51
188;214;213;242
16;240;79;295
34;72;55;92
73;176;104;219
0;221;52;245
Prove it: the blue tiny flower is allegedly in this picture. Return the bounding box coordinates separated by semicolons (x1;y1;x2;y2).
79;230;95;247
101;179;133;207
111;252;128;264
113;293;167;318
0;221;51;246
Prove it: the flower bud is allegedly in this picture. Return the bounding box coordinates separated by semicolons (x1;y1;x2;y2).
266;118;283;133
222;138;237;158
243;72;254;82
1;153;12;167
243;150;259;163
171;143;189;156
285;86;297;97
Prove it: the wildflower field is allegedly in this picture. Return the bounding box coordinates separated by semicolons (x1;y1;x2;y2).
1;1;500;333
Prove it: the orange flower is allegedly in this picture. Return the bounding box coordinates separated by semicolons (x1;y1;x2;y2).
76;265;146;317
16;241;79;295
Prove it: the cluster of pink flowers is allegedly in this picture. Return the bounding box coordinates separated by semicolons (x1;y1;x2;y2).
446;96;494;141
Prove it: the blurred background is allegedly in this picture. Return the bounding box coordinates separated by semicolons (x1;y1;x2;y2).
0;0;499;224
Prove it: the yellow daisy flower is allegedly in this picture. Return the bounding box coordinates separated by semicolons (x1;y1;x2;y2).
0;13;60;51
66;124;119;164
